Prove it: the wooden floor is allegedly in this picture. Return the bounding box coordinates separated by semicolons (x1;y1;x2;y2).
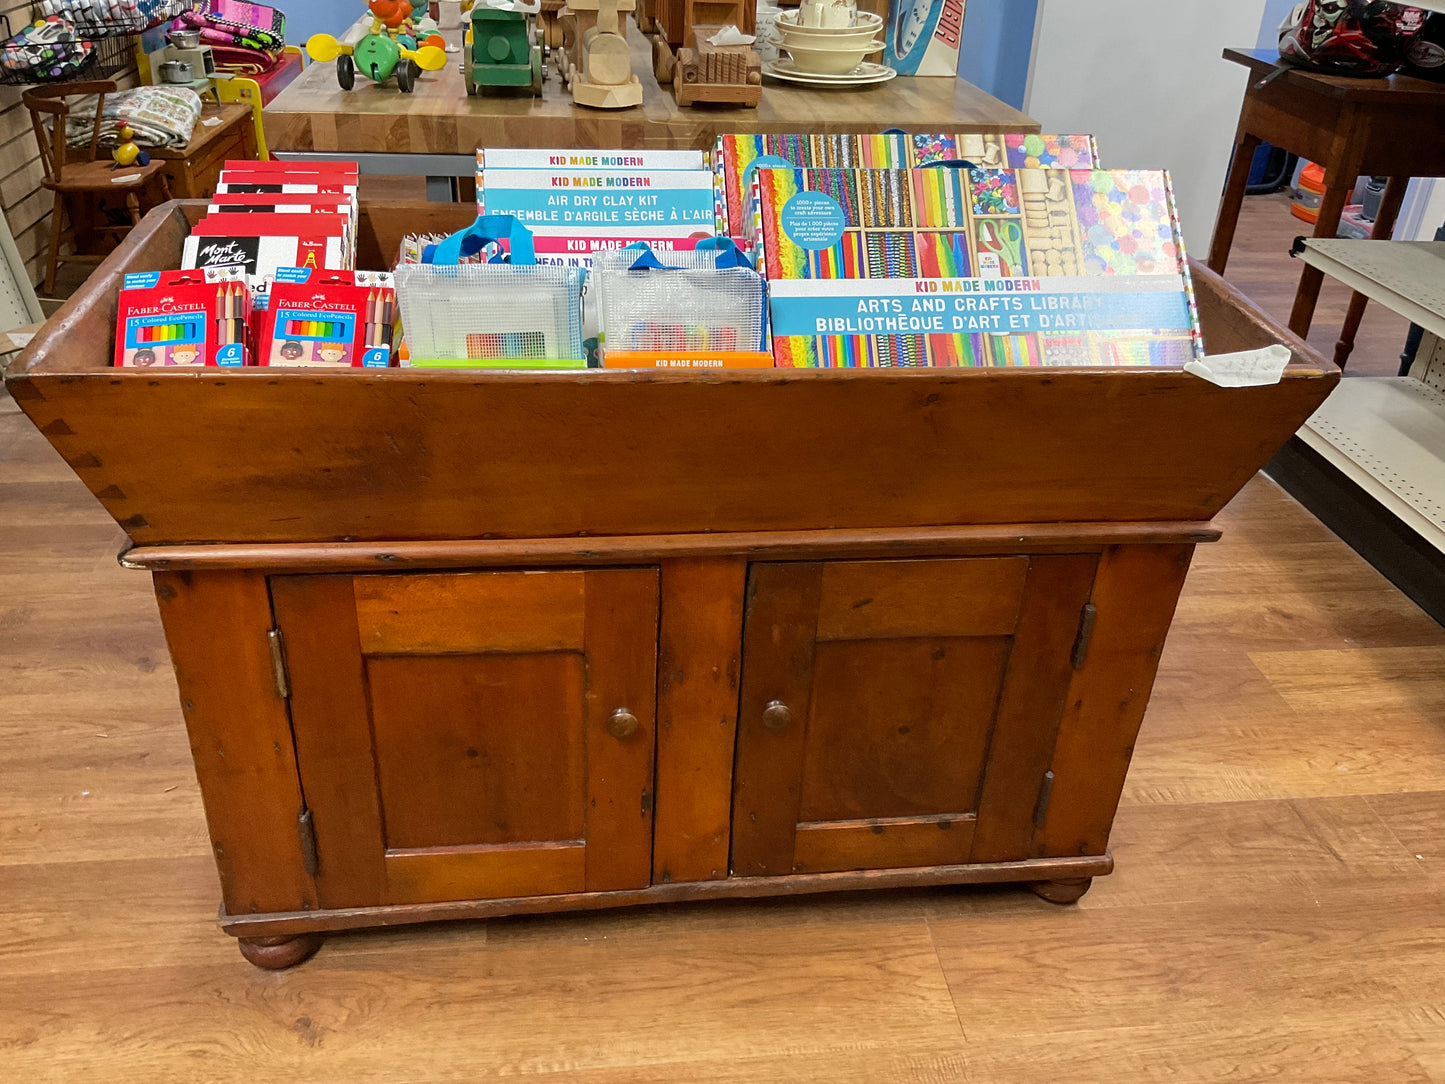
4;379;1445;1080
4;194;1445;1080
1221;191;1413;378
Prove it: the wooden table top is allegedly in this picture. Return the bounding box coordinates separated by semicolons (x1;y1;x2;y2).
1224;47;1445;106
150;103;254;161
265;27;1038;156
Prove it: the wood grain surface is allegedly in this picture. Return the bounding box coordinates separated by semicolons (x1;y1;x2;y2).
262;23;1038;155
6;384;1445;1080
6;202;1337;548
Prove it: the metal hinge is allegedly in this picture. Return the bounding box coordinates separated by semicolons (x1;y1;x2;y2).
1071;602;1097;670
268;628;290;699
1032;770;1056;829
297;808;319;877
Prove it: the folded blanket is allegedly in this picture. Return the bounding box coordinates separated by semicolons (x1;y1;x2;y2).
170;4;287;75
64;85;203;149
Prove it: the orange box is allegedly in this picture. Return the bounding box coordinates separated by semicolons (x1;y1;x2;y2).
601;351;776;369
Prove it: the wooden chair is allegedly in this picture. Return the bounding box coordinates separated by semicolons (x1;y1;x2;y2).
22;80;171;294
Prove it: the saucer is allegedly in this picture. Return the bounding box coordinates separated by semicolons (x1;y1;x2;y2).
763;59;898;87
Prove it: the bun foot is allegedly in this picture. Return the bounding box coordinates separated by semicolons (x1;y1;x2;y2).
1029;877;1093;905
237;933;323;970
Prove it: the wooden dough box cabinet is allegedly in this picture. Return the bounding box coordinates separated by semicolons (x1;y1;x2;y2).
6;202;1337;969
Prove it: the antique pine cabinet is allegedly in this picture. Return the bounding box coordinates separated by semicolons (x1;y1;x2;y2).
7;202;1338;969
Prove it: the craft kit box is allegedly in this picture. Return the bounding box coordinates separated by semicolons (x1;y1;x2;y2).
756;165;1201;368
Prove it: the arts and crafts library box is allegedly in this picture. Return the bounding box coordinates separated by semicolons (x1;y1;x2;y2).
6;199;1337;969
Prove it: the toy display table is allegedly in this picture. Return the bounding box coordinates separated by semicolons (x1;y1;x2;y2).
1208;47;1445;367
5;200;1336;971
263;21;1037;196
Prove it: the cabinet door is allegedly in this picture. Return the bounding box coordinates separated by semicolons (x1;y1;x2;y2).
732;556;1096;877
271;568;658;908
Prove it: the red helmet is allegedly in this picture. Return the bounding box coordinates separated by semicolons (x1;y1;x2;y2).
1279;0;1428;75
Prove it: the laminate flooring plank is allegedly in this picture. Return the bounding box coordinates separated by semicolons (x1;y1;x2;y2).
0;856;224;977
0;764;210;866
1181;539;1429;597
1250;645;1445;715
0;918;962;1084
1123;707;1445;803
1168;589;1445;652
957;1020;1434;1083
1366;790;1445;863
927;891;1445;1056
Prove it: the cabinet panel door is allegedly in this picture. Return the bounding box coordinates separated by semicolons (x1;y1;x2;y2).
732;556;1096;877
272;568;658;908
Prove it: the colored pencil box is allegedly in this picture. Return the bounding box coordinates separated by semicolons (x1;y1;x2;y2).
114;267;251;368
257;268;397;368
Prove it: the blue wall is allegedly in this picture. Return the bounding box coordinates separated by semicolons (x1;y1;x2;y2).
957;0;1038;110
283;0;360;47
1257;0;1297;47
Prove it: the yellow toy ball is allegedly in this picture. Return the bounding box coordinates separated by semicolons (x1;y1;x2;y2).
113;125;140;168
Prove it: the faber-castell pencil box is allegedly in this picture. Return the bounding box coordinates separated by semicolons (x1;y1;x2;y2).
257;268;397;368
113;267;251;368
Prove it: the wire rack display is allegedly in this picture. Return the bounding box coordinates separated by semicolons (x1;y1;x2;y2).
38;0;194;38
0;15;97;84
0;0;192;85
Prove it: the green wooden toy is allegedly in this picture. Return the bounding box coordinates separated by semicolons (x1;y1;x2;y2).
464;3;544;96
306;30;447;93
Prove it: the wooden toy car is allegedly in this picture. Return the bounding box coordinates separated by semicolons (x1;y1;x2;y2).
464;4;544;95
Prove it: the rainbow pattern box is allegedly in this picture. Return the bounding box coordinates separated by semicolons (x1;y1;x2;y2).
757;166;1202;368
715;132;1101;239
114;267;252;368
257;268;397;368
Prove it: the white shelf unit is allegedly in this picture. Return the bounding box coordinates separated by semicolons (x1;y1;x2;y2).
1290;239;1445;562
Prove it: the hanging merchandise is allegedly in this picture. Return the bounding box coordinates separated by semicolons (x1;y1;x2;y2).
38;0;193;37
1277;0;1427;76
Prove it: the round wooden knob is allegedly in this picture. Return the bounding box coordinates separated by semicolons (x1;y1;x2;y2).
607;708;640;739
762;701;792;731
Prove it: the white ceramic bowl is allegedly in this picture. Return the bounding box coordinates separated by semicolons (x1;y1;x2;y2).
776;25;883;50
776;9;882;34
784;40;884;74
